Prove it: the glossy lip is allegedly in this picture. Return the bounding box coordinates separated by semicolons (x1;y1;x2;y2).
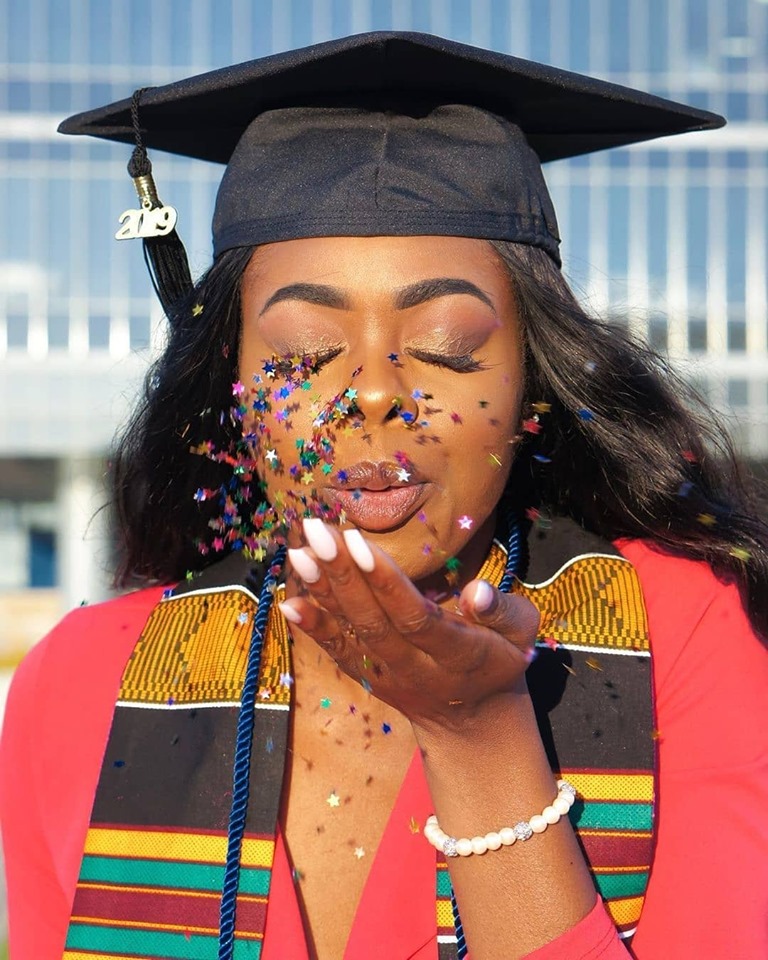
327;459;423;491
323;460;429;532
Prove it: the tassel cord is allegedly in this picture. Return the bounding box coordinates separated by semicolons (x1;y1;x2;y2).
218;546;287;960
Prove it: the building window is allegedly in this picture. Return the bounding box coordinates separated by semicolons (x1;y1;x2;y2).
6;314;28;350
88;315;111;351
727;321;747;353
129;315;151;351
688;319;707;352
48;315;69;350
648;316;668;353
29;528;56;588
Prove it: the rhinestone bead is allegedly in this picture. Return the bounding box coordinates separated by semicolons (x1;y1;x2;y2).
558;780;577;801
443;836;459;858
513;820;533;841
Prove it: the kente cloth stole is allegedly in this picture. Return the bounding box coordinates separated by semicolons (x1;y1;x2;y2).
64;521;654;959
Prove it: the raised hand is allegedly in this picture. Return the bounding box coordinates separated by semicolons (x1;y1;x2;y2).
279;518;540;734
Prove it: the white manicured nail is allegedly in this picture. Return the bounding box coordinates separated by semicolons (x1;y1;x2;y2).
302;518;338;561
288;547;321;583
343;529;375;572
472;580;495;612
278;602;303;625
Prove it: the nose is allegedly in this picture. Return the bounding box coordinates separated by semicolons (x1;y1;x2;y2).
351;353;420;427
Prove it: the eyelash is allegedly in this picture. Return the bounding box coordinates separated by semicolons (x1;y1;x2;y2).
407;349;487;373
274;347;485;374
273;347;343;375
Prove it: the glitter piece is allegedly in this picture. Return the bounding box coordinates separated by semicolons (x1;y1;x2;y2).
280;672;294;688
266;736;274;753
697;513;717;526
259;687;271;700
409;816;420;834
533;453;552;463
522;418;541;434
585;657;602;671
361;678;373;693
445;557;460;572
237;612;249;624
382;722;392;734
354;847;365;859
387;353;399;362
488;453;502;467
457;515;473;530
730;547;751;561
396;468;411;482
320;697;332;709
450;412;463;424
327;792;340;808
577;408;595;421
192;303;204;316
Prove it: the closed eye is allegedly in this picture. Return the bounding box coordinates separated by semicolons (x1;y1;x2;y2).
273;346;344;376
405;347;487;373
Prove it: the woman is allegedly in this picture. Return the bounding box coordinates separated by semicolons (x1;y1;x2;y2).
2;32;767;960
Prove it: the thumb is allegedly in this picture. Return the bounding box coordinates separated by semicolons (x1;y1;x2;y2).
460;579;540;656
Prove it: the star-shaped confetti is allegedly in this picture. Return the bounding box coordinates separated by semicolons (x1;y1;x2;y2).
396;468;410;482
280;672;294;688
387;352;399;363
320;697;332;709
354;846;365;859
327;792;340;808
192;303;204;316
457;515;473;530
382;722;392;734
237;611;249;624
265;449;278;462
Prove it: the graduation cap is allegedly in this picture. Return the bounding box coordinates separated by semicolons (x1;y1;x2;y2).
59;31;725;314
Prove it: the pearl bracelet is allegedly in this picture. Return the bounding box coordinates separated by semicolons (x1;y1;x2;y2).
424;780;577;857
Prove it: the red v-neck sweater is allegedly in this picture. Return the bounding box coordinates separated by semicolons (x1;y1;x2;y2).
2;541;767;958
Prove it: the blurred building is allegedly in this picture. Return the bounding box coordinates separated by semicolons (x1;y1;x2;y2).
1;0;767;647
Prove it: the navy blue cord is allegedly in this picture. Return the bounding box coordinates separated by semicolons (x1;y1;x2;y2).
452;509;525;959
218;545;286;960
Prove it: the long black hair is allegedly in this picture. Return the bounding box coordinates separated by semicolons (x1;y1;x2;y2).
110;241;768;640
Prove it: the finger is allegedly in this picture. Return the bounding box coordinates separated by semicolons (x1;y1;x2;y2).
277;595;361;672
294;520;408;661
458;579;540;659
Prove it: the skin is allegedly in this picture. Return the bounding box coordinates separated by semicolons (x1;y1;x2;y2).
238;236;595;959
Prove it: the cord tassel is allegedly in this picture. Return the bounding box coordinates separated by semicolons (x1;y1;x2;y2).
117;88;194;318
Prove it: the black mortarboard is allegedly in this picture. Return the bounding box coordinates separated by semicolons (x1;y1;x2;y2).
59;31;724;281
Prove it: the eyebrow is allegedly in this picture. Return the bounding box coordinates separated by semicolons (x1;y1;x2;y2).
259;277;496;315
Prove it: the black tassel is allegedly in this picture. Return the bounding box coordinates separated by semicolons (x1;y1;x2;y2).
126;89;193;319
